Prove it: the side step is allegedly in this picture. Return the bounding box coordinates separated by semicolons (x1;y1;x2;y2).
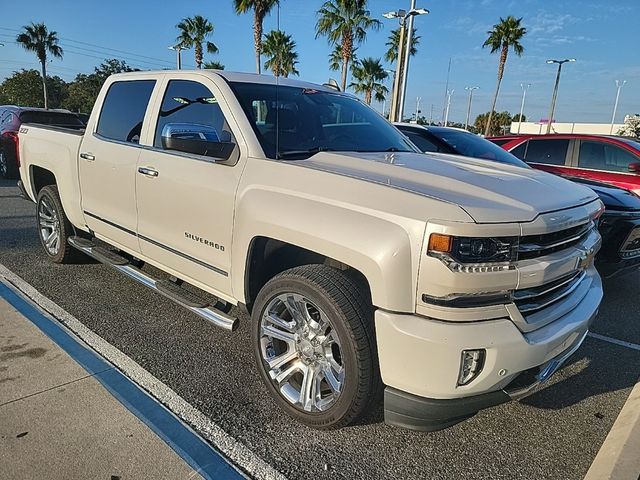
68;236;238;331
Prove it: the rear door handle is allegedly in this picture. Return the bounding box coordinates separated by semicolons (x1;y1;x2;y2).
138;167;159;177
80;152;95;161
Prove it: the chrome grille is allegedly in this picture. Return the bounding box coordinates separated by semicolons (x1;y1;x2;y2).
518;222;594;260
514;270;586;315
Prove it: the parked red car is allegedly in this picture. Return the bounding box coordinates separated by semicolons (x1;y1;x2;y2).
0;106;85;179
489;134;640;196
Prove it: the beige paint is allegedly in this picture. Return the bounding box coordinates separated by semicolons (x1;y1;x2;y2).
18;70;606;400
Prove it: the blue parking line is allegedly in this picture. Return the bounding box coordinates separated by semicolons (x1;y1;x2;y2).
0;281;245;480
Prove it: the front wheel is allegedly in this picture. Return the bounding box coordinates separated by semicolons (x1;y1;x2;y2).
252;265;380;429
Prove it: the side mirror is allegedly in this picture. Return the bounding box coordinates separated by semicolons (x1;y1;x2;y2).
161;123;235;160
628;162;640;174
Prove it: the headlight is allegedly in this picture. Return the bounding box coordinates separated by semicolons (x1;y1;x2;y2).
428;233;518;272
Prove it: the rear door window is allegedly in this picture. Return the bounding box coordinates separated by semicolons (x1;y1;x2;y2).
523;139;570;165
578;141;640;172
97;80;156;143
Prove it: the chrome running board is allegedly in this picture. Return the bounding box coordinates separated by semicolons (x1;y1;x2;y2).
68;236;238;332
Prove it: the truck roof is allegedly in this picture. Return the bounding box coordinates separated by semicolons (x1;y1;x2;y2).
110;70;336;92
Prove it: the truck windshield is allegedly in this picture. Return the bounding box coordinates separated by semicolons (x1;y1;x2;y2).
230;82;417;159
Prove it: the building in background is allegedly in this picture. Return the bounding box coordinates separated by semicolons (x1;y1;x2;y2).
510;121;625;135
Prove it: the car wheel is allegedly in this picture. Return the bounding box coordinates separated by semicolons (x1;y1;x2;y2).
36;185;79;264
252;264;380;429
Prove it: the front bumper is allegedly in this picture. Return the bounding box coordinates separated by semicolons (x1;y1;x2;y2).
376;270;601;431
383;327;593;431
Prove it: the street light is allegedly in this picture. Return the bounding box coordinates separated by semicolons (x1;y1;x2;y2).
517;83;532;134
168;45;183;70
610;80;627;134
464;86;479;130
444;89;454;127
546;58;575;134
383;3;429;122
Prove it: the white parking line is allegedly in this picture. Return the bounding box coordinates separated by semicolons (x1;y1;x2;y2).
0;263;286;480
588;332;640;352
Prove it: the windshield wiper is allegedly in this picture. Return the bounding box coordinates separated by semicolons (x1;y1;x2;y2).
276;146;333;160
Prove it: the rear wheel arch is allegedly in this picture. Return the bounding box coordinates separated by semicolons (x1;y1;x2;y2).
30;165;57;197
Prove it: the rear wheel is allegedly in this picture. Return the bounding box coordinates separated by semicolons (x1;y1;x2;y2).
36;185;79;264
252;264;380;429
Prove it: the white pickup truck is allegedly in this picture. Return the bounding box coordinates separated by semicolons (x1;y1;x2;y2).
18;70;604;431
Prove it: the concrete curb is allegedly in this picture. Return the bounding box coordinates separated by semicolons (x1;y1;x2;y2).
0;263;286;480
584;377;640;480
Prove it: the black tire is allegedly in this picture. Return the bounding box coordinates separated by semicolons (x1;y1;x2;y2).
252;264;381;429
0;148;18;180
36;185;79;264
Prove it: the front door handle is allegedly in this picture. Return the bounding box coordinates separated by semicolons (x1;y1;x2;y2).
138;167;159;177
80;152;95;161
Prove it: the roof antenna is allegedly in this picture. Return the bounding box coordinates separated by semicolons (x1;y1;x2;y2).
275;1;281;159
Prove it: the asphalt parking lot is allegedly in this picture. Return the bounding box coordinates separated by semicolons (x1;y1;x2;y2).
1;177;639;480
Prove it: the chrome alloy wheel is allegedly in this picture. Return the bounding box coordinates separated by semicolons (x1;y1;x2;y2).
259;293;345;412
38;197;61;255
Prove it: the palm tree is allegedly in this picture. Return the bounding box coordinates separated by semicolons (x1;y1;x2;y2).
384;27;420;63
203;60;225;70
262;30;299;78
316;0;381;92
482;16;526;136
349;57;388;105
329;44;357;73
234;0;279;74
16;23;63;109
176;15;218;69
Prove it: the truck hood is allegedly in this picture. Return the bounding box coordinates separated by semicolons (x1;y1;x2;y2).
298;151;598;223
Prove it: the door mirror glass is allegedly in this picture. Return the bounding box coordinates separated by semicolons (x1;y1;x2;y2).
161;123;235;160
628;162;640;174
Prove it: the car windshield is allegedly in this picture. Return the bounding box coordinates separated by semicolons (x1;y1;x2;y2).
432;128;529;168
230;82;417;159
19;111;84;127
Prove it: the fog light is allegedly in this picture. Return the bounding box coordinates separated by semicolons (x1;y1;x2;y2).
458;349;486;386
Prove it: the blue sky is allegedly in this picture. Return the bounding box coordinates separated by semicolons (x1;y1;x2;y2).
1;0;638;123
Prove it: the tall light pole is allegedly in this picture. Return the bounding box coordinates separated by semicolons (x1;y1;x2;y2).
546;58;575;134
383;69;396;119
398;2;429;123
610;80;627;134
464;86;479;130
169;45;182;70
444;89;454;127
517;83;531;134
383;5;429;122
